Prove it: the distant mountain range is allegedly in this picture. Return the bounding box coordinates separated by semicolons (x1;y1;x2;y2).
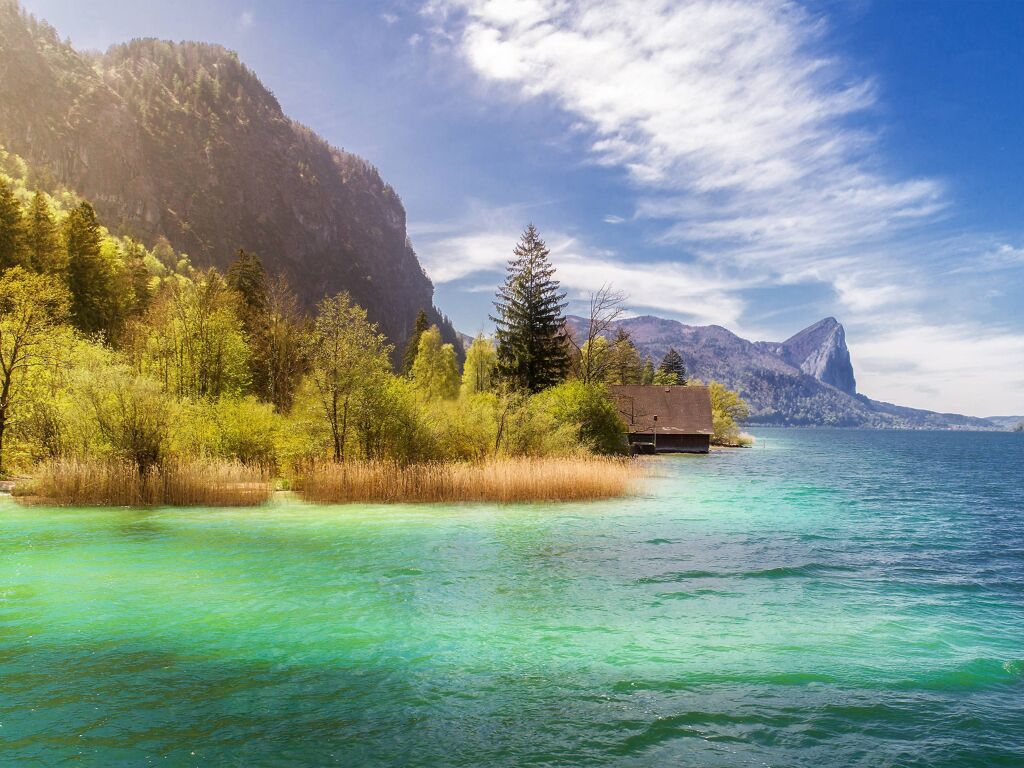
0;1;456;354
564;314;1003;430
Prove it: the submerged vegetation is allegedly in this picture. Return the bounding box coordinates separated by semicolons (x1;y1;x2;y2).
0;148;750;505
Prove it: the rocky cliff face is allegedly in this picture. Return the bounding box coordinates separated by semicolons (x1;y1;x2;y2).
0;2;455;353
567;314;994;429
756;317;857;395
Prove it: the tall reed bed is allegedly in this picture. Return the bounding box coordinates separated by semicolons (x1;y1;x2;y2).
293;457;643;504
12;459;273;507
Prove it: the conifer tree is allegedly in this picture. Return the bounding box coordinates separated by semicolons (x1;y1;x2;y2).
491;224;569;392
402;309;430;375
0;180;28;272
65;201;112;334
227;249;270;396
25;191;63;275
654;347;687;385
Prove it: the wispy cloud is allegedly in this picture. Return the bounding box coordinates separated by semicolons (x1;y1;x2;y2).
425;1;957;307
238;10;255;29
413;208;745;327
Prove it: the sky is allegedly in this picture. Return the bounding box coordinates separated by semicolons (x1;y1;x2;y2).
18;0;1024;416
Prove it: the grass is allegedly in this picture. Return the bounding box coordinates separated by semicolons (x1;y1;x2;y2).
12;459;274;507
292;456;644;504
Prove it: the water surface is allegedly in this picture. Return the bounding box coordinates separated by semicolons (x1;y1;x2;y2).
2;429;1023;766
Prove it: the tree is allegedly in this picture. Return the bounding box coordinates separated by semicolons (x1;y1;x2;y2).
402;309;430;375
640;356;655;385
606;328;643;385
227;249;270;396
0;268;70;474
305;292;392;462
65;201;114;334
462;334;497;395
25;191;63;275
0;180;28;272
569;284;627;384
708;381;750;445
491;224;569;392
654;347;687;385
134;270;251;399
411;326;460;400
263;274;307;412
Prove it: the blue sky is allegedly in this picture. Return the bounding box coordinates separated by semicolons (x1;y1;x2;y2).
19;0;1024;416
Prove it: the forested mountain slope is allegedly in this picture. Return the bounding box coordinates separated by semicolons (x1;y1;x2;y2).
0;0;454;351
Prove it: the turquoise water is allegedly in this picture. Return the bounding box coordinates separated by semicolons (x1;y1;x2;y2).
2;429;1023;766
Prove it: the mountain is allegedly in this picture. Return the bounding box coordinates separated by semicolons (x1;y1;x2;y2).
0;1;455;354
986;416;1024;431
566;314;996;430
754;317;856;395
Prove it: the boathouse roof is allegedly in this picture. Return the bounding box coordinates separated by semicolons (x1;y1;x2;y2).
608;385;714;436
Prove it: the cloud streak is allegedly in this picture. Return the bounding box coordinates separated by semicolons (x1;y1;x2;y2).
422;0;1024;413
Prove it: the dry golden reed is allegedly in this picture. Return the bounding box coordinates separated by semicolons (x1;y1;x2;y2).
293;457;643;504
12;459;273;507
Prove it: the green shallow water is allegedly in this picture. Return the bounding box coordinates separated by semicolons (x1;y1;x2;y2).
2;428;1023;766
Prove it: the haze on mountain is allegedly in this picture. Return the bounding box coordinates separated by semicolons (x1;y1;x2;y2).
0;0;457;355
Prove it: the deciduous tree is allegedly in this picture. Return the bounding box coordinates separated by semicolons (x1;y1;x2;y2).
0;268;70;474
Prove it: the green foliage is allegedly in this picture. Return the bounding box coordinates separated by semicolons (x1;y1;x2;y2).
411;325;460;401
0;267;71;474
605;329;643;385
262;275;307;412
305;292;392;462
170;396;280;466
640;357;655;385
132;271;251;399
402;309;430;375
0;179;29;270
65;202;115;334
76;358;172;472
25;191;63;274
707;380;751;446
492;224;569;392
531;381;629;455
461;334;497;395
655;348;687;385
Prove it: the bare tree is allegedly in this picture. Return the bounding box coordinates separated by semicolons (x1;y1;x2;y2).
567;284;628;384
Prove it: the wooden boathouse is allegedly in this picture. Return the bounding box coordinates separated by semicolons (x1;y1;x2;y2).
609;385;714;454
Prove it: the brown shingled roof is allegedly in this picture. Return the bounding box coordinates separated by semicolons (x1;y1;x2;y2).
608;385;714;435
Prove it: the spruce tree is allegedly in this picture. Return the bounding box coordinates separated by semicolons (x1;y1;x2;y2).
0;181;28;272
654;347;687;385
65;201;112;334
226;249;270;396
402;308;430;375
25;191;63;275
491;224;569;392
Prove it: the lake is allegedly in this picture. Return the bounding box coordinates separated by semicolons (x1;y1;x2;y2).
2;429;1022;766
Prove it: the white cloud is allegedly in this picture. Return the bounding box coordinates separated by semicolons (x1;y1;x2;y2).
422;0;1024;413
853;323;1024;415
381;12;400;25
413;212;745;326
603;214;625;224
239;10;255;28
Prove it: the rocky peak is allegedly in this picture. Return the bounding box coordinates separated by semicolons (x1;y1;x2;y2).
776;317;857;395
